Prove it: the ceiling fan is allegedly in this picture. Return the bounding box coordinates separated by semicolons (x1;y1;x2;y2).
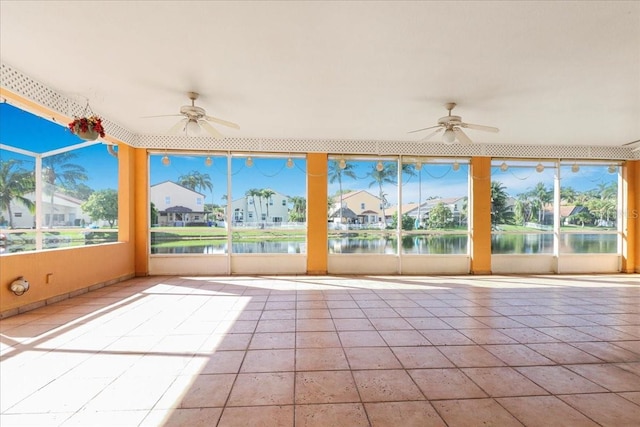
409;102;498;144
145;91;239;138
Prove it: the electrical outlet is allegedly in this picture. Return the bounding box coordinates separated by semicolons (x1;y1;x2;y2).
46;273;54;284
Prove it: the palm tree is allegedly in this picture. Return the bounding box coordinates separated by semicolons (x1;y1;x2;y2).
0;160;35;228
490;181;512;226
260;189;276;222
368;162;396;227
42;152;88;226
288;196;306;222
245;188;261;223
178;170;213;193
328;160;356;223
530;182;552;223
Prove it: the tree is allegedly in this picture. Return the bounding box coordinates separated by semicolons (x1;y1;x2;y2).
43;152;88;226
0;159;35;228
179;170;214;220
82;189;118;227
427;202;453;229
368;162;396;227
529;182;552;223
150;202;158;226
288;196;306;222
328;160;356;223
490;181;513;226
245;188;261;223
261;189;276;222
391;212;414;230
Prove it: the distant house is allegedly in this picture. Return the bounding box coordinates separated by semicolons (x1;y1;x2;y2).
329;190;386;225
228;189;290;224
150;181;207;226
0;190;92;229
403;197;467;228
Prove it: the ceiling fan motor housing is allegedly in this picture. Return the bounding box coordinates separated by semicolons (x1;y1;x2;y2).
438;115;462;126
180;105;205;120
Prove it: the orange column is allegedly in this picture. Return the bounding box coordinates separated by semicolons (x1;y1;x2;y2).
470;157;492;274
134;148;149;276
622;160;638;273
306;153;328;275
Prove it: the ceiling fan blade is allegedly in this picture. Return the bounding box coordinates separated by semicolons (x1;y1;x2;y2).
461;122;499;133
141;114;183;119
408;124;440;134
454;127;473;144
199;120;224;139
167;118;188;135
205;115;240;130
420;127;443;142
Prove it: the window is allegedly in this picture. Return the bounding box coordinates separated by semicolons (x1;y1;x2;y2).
14;212;22;218
231;155;306;254
0;104;119;253
491;160;555;254
400;159;469;255
558;162;620;254
149;153;227;254
328;157;397;254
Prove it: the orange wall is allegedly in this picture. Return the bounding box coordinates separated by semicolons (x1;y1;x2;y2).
625;160;639;272
306;153;328;274
134;148;149;275
470;157;492;274
0;96;137;314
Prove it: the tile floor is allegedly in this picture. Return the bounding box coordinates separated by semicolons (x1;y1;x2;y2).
1;274;639;426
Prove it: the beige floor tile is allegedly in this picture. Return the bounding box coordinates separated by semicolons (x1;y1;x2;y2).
296;309;331;319
483;344;555;366
352;369;424;402
365;401;446;427
419;329;474;345
565;363;640;392
227;372;294;406
141;407;223;427
333;318;375;331
558;393;640;427
497;396;600;427
175;373;236;408
249;332;295;349
296;318;336;332
196;351;245;374
526;342;603;364
368;317;412;330
437;345;506;367
392;346;454;369
295;403;368;427
296;331;341;348
619;391;640;405
379;329;431;346
295;370;360;404
515;365;606;394
571;341;640;362
63;409;150;426
344;347;403;369
241;349;294;372
462;367;549;397
432;398;523;427
218;405;293;427
296;348;350;371
338;330;386;347
409;368;487;400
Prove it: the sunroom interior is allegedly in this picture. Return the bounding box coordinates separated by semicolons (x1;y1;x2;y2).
1;2;638;317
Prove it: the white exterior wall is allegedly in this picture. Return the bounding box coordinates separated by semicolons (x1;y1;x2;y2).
1;191;91;229
229;189;290;224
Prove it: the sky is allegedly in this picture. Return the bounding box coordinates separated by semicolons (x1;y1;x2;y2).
1;102;618;204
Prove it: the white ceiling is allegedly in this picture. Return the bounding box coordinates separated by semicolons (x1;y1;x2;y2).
1;1;639;147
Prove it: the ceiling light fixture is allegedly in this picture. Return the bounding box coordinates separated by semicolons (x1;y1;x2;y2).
286;157;294;169
443;128;456;144
376;160;384;172
535;163;545;173
245;157;253;168
185;119;201;137
161;154;170;166
338;158;347;169
500;162;509;172
205;156;213;167
608;165;617;174
452;160;460;171
415;160;422;170
571;163;580;173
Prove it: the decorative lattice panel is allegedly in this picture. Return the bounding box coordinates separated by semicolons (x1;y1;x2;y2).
1;63;136;144
2;62;636;160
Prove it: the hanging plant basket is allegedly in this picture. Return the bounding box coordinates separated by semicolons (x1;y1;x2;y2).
68;115;105;141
